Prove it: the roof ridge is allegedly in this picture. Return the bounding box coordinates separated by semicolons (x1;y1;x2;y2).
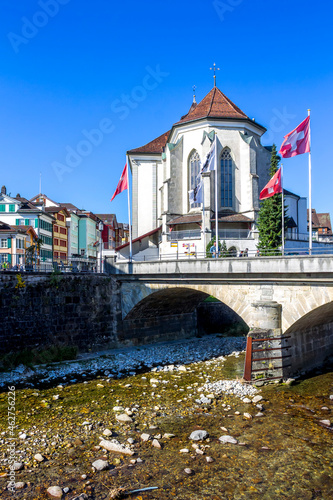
207;87;216;117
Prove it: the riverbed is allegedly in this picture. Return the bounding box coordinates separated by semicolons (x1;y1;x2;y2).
0;336;332;500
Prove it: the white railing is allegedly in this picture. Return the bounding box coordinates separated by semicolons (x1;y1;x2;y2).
167;230;201;240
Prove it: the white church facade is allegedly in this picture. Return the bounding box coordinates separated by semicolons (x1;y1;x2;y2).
123;85;310;260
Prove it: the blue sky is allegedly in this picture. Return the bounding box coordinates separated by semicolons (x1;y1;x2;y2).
1;0;332;223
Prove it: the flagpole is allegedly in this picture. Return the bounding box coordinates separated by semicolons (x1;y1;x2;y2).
202;180;205;252
214;134;219;258
281;163;284;256
308;109;312;255
126;156;133;262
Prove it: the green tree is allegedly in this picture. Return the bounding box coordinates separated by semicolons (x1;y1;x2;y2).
257;144;288;254
26;238;43;266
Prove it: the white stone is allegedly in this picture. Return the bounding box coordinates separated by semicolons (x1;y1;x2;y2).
242;398;252;403
152;439;161;449
219;435;238;444
19;433;27;440
12;462;23;471
100;439;134;455
206;456;214;463
140;433;151;442
92;459;109;471
184;468;193;474
320;420;331;427
47;486;63;498
243;413;252;419
163;433;175;439
14;482;25;489
113;406;124;411
34;453;45;462
180;448;189;453
252;395;263;403
103;429;112;436
189;430;209;441
116;413;133;423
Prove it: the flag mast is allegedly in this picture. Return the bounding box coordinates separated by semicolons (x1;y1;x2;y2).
281;163;284;256
126;155;133;262
308;109;312;255
214;134;219;257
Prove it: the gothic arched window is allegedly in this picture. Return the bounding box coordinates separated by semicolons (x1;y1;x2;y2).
220;149;233;208
189;150;201;208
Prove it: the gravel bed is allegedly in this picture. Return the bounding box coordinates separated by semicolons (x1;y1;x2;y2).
0;335;246;389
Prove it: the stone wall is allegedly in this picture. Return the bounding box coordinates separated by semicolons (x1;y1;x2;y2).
196;302;249;336
120;312;197;346
289;321;333;375
0;273;122;354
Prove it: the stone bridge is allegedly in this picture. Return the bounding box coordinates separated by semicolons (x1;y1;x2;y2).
110;255;333;382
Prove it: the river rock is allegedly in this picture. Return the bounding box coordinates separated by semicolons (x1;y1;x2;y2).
116;413;133;423
184;468;193;474
206;456;214;463
92;459;109;471
242;398;251;403
15;482;25;489
189;430;209;441
103;429;112;436
243;413;252;419
320;419;331;427
12;462;24;471
113;406;124;411
219;435;238;444
180;448;189;453
47;486;63;498
34;453;45;462
163;433;175;439
252;395;263;403
152;439;161;449
69;495;88;500
140;433;151;441
100;439;134;455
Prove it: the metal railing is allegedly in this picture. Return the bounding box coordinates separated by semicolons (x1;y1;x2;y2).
0;254;103;273
167;229;253;241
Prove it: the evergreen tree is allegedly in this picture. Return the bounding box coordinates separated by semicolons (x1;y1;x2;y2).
257;144;288;254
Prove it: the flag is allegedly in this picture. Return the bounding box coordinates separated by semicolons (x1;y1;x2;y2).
279;116;310;158
189;180;204;205
111;163;128;201
259;167;282;200
198;136;216;180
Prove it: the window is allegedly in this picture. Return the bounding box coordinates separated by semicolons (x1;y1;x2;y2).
1;239;7;248
60;240;67;247
54;252;59;258
57;213;65;222
189;150;201;208
60;227;66;235
54;225;59;233
220;149;233;208
17;239;24;249
54;238;59;246
9;204;15;212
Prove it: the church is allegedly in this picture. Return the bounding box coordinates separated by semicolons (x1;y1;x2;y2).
123;80;307;260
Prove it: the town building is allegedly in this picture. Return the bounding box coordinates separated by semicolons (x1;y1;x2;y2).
0;221;37;267
308;209;333;242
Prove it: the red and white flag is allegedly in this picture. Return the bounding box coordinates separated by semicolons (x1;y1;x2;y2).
260;167;282;200
279;116;310;158
111;163;128;201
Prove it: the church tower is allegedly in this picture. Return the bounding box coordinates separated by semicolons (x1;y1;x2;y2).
127;84;272;257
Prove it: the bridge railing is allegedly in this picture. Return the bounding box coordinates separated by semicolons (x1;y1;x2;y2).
117;246;333;262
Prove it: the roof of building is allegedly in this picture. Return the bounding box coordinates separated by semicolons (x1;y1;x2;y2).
283;188;300;199
116;226;161;251
175;87;248;125
213;213;254;223
30;193;59;206
167;214;202;225
308;208;332;233
128;130;170;155
59;203;80;212
127;86;265;156
45;206;70;216
0;222;37;237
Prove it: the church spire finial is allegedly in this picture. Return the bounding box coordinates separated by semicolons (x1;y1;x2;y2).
210;63;220;87
192;85;196;103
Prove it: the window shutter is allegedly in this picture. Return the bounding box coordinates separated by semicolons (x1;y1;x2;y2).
35;219;39;229
25;219;29;226
16;219;19;225
7;238;11;249
8;254;12;263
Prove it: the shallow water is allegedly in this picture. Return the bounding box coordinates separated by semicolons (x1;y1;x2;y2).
0;350;332;499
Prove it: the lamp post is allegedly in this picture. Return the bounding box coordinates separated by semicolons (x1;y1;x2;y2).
98;222;103;273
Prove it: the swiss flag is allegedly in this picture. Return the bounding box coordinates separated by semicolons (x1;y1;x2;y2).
260;168;282;200
279;116;310;158
111;163;128;201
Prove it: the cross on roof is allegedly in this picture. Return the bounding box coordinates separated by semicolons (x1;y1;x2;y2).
192;85;196;103
210;63;220;87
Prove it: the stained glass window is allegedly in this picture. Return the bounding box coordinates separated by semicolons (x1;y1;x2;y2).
220;149;233;208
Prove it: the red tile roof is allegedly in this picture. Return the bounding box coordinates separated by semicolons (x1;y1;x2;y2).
212;213;253;223
128;130;170;154
175;87;248;125
167;214;202;225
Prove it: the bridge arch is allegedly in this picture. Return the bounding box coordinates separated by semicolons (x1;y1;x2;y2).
119;285;249;345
